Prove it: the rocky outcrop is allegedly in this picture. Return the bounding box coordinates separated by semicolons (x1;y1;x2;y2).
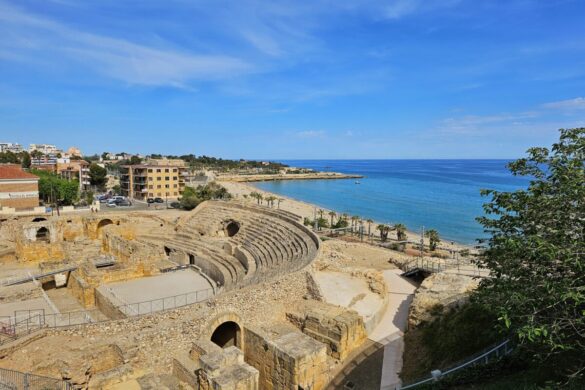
408;272;479;328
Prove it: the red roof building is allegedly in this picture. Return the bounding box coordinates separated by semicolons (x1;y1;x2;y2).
0;164;40;210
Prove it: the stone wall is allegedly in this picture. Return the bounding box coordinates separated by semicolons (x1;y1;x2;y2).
244;325;329;390
287;301;367;361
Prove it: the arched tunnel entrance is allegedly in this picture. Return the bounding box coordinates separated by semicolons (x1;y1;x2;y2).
35;227;50;242
224;221;240;237
96;219;114;238
211;321;241;349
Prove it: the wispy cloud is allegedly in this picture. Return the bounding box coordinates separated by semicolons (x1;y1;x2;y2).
295;130;325;138
0;2;251;87
542;97;585;111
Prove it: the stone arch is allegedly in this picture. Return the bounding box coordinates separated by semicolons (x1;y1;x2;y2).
204;312;244;351
224;220;240;237
35;227;50;242
96;219;114;238
32;217;47;222
211;321;241;349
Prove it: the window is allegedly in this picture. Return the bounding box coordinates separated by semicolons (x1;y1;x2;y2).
157;177;161;181
165;184;169;188
165;176;169;181
148;169;153;173
149;193;153;197
157;185;161;189
172;176;177;180
165;168;169;173
173;184;177;188
148;177;153;181
173;192;178;196
149;185;153;189
173;168;177;172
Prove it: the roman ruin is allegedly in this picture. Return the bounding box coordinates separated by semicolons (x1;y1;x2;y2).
0;200;392;389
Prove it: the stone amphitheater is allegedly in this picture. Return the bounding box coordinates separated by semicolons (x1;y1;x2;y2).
0;200;385;389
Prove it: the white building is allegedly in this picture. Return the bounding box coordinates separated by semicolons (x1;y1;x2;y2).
29;144;62;155
0;143;24;154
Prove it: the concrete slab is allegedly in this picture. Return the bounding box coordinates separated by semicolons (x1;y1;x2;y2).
0;297;53;321
105;269;214;304
314;271;384;326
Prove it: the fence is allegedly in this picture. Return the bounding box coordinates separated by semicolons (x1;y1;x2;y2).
0;287;215;345
0;367;71;390
393;340;512;389
400;256;485;277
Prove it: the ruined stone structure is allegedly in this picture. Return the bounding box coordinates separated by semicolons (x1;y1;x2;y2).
0;200;372;389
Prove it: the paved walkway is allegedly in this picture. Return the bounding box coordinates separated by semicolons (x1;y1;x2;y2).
368;269;417;390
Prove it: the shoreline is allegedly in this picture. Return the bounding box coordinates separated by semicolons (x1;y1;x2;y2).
218;180;475;252
217;172;363;182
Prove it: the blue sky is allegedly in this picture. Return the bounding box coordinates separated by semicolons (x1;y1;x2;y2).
0;0;584;159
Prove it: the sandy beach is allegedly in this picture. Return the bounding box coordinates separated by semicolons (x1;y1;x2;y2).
219;180;474;253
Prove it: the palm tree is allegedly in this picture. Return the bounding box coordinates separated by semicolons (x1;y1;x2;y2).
318;209;324;220
351;215;359;233
258;193;264;205
328;211;337;228
394;223;407;241
425;229;440;251
266;195;276;207
366;219;373;236
377;224;390;242
277;198;284;209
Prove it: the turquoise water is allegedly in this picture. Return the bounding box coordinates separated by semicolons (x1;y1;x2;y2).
251;160;530;244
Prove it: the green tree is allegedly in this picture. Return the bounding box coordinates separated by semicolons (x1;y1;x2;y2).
425;229;440;251
129;155;142;165
21;152;31;168
33;170;79;206
0;151;19;164
179;183;231;210
394;223;407;241
249;191;261;204
329;211;337;228
475;128;585;379
366;219;373;236
88;163;107;187
377;224;390;242
111;184;121;195
30;150;43;159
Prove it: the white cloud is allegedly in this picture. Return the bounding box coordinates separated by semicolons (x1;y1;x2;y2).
542;97;585;111
0;2;251;87
295;130;325;138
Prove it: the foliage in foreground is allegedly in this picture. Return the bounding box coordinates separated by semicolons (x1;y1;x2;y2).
32;169;79;206
475;128;585;379
179;182;231;210
401;302;501;383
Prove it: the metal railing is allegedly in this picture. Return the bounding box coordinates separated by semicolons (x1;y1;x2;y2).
393;340;512;389
0;287;215;345
400;256;485;277
0;367;71;389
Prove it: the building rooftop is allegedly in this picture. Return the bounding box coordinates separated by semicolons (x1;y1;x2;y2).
0;164;39;180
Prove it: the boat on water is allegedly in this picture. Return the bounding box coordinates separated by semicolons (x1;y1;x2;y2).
355;181;361;184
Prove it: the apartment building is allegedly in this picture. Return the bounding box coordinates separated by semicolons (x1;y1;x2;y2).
120;159;186;200
57;159;91;191
0;143;24;154
29;144;62;155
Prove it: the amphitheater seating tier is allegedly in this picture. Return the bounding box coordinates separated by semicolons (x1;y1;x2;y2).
161;201;319;288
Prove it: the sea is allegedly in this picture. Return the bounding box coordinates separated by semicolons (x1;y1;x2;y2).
251;160;531;245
